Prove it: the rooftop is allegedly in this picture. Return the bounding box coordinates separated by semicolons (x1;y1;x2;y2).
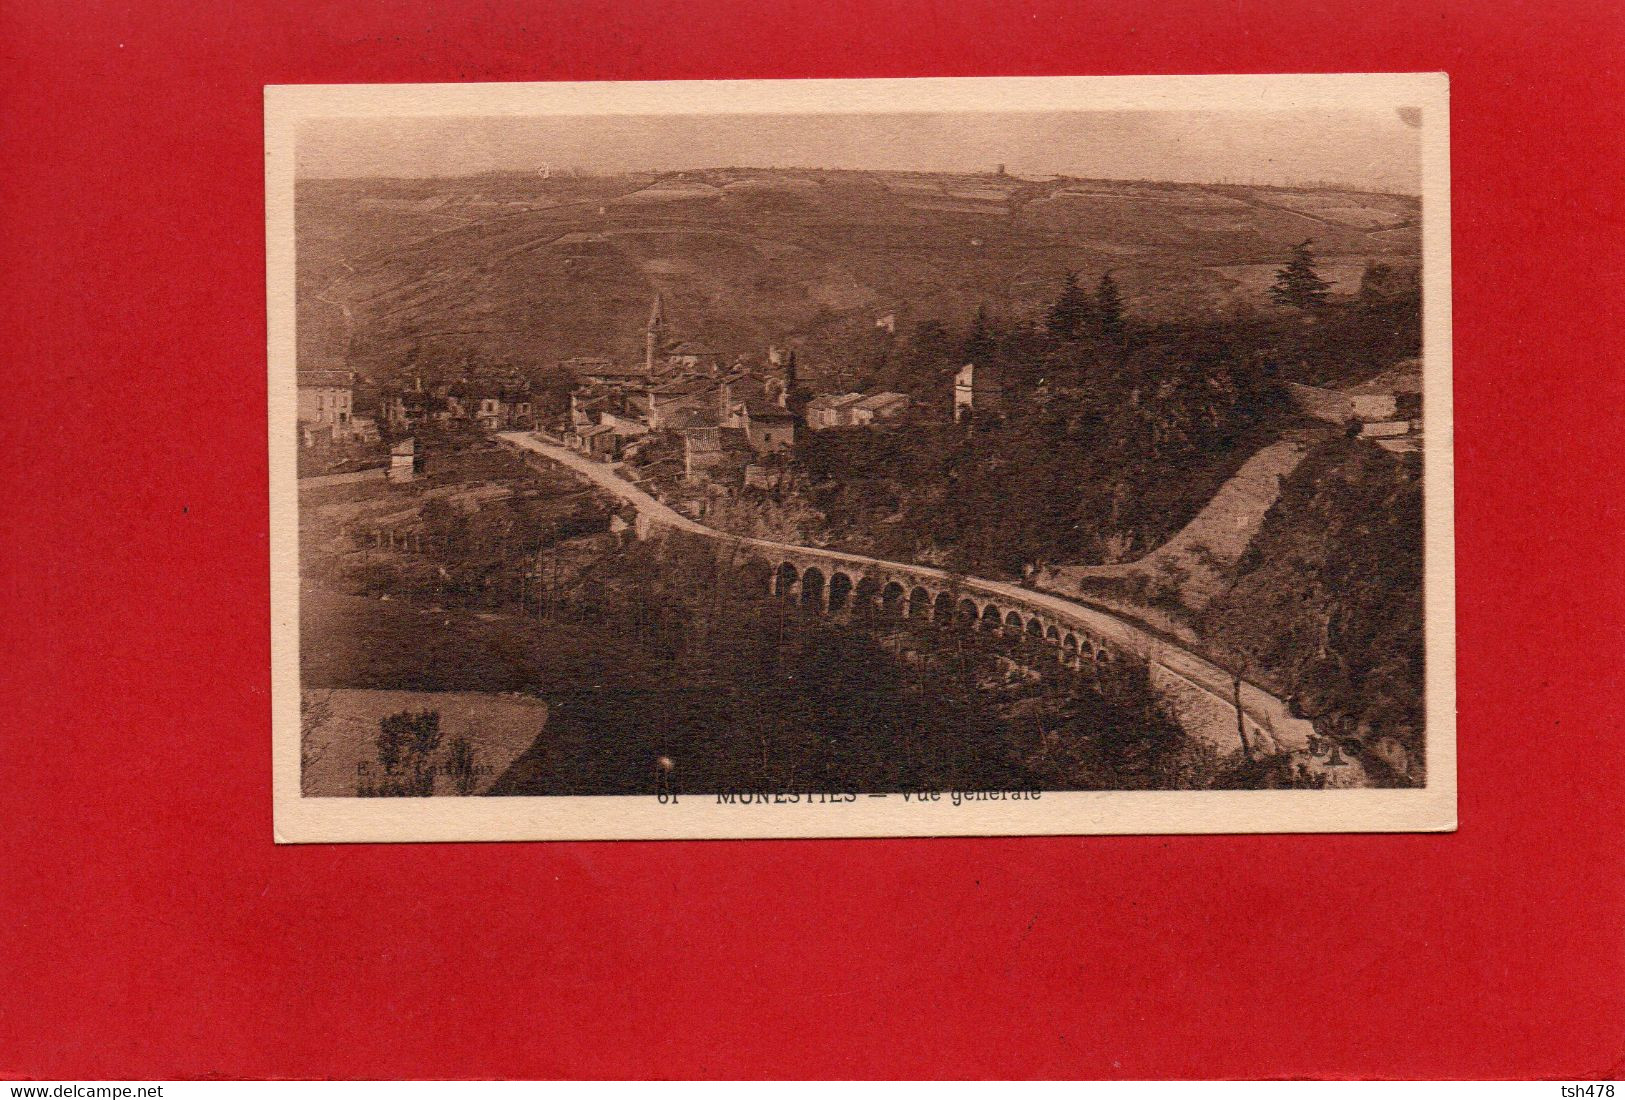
574;360;651;378
808;392;866;411
649;378;716;397
663;406;723;431
856;391;909;410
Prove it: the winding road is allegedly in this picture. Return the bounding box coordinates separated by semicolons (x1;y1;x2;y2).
498;431;1315;756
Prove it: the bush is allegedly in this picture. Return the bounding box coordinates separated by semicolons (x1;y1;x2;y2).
359;709;443;797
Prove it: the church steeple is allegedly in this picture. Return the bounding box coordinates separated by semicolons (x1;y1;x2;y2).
645;293;665;375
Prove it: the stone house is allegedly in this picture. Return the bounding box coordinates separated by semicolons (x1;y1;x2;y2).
599;410;649;440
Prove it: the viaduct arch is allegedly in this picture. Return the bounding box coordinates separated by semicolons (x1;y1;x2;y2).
760;552;1126;666
499;432;1317;757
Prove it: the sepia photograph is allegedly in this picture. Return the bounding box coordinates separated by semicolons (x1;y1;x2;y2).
20;0;1625;1080
268;74;1455;840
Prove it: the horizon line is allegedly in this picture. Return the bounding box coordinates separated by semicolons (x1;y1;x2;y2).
295;165;1422;198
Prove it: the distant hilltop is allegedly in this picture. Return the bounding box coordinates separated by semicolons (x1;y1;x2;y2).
297;166;1419;384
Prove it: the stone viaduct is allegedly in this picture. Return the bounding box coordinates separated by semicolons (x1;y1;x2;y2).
501;432;1316;758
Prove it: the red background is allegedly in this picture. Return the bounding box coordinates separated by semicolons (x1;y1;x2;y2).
2;0;1622;1080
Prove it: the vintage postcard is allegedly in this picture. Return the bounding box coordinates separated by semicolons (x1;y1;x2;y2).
268;73;1454;841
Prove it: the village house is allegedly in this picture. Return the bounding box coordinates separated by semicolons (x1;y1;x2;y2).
644;377;720;429
565;406;651;462
659;403;724;477
681;426;724;479
720;368;772;408
473;392;507;430
387;437;420;483
805;393;866;430
297;368;356;445
849;391;910;426
680;424;753;480
569;386;613;429
598;409;649;440
734;396;798;454
572;422;620;459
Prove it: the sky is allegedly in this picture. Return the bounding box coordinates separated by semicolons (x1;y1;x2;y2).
298;108;1422;193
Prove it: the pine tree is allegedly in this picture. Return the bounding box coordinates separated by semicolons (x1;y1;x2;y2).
1046;271;1092;340
1271;239;1331;310
1096;271;1125;342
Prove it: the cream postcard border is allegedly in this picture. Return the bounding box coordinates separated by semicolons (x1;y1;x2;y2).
268;73;1455;842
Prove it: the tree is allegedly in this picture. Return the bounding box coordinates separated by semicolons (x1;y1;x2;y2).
378;708;442;769
445;735;480;795
1270;239;1332;310
1096;272;1125;342
896;319;953;393
908;319;952;359
1046;271;1092;340
1357;261;1420;312
362;709;444;797
963;305;996;364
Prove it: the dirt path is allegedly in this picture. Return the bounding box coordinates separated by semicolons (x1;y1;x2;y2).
1047;431;1322;613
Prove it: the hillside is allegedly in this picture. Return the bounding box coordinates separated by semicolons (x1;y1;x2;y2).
295;168;1420;385
1198;436;1425;785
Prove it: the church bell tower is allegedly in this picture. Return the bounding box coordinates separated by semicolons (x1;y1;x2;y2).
645;293;666;375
